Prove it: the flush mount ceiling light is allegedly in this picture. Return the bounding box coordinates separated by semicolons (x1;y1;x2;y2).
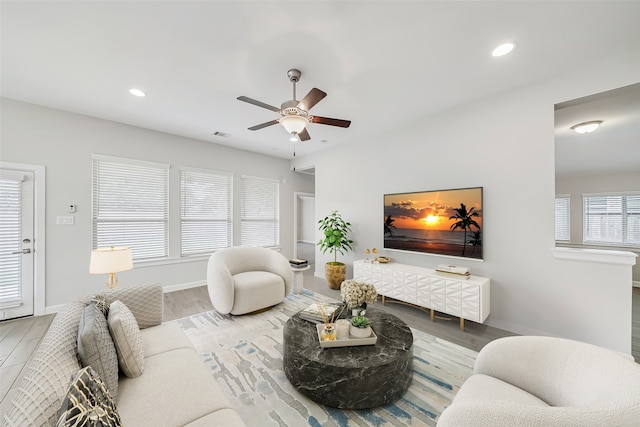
492;42;517;57
129;88;146;97
570;120;603;134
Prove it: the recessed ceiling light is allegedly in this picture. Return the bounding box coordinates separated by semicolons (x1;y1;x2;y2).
129;88;146;97
570;120;603;134
492;42;517;57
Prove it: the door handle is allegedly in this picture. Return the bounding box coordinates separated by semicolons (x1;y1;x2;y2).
12;249;31;254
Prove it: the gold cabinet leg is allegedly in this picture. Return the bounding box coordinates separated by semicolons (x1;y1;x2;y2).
382;295;386;305
430;309;435;322
460;317;465;332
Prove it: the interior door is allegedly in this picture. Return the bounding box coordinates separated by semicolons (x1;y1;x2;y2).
0;169;35;320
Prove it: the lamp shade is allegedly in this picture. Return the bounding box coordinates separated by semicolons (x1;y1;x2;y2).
280;115;308;135
89;247;133;274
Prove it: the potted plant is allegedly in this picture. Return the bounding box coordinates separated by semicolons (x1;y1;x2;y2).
349;315;372;338
317;211;354;289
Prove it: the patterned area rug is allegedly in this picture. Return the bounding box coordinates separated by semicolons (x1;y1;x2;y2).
177;290;476;427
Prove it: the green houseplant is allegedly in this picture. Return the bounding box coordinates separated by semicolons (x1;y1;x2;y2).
317;210;354;289
349;315;372;338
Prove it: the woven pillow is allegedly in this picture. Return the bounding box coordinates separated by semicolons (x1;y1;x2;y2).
107;300;144;378
56;365;121;427
78;303;119;399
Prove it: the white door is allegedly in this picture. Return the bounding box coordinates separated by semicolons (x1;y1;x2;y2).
0;169;35;320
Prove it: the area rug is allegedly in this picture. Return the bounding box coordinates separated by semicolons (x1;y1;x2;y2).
176;290;476;427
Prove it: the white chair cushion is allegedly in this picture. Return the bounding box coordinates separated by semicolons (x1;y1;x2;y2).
231;271;284;315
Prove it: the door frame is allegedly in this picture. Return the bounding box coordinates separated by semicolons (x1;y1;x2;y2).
293;191;315;260
1;161;46;316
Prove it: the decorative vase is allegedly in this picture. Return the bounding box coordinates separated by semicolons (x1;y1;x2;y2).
349;325;372;338
350;304;366;317
325;262;346;290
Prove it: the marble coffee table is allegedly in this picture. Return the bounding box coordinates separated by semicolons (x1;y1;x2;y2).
283;306;413;409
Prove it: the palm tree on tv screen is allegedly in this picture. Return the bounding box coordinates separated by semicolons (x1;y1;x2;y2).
467;230;482;256
384;215;397;237
449;203;480;256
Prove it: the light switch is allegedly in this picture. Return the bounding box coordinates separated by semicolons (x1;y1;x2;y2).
56;216;74;225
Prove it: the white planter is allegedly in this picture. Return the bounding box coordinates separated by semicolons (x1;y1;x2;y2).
349;325;372;338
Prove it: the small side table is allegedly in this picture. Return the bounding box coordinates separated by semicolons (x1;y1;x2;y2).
291;265;310;294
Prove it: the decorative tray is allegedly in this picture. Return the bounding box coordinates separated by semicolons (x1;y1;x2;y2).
316;324;378;348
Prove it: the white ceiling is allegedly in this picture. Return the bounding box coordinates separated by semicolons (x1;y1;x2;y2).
2;1;639;175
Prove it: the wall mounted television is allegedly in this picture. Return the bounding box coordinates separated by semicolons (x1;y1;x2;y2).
383;187;483;260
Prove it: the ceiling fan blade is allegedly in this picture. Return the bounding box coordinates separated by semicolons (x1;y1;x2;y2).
311;116;351;128
248;120;279;131
237;96;281;112
297;88;326;111
298;128;311;141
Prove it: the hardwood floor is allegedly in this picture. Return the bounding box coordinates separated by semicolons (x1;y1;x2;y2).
2;271;639;418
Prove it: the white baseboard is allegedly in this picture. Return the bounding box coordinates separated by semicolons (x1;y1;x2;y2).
162;281;205;293
634;280;640;288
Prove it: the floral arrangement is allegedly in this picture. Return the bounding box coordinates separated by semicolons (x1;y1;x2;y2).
340;280;377;309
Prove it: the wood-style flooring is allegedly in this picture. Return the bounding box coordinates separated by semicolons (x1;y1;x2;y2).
2;271;639;418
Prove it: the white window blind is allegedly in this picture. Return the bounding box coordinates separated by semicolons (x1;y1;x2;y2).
583;192;640;248
92;155;169;260
0;172;23;303
180;168;232;256
240;175;279;247
555;195;571;242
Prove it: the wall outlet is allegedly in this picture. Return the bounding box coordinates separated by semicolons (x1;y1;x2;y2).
56;216;74;225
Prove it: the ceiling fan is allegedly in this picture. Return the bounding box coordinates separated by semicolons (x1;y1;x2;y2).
237;68;351;141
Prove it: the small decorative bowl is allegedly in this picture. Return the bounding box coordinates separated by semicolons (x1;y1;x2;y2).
375;256;390;263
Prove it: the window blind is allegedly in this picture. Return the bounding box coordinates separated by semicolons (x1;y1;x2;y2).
240;175;279;247
583;193;640;248
92;155;169;260
554;195;571;242
0;172;23;303
180;168;232;256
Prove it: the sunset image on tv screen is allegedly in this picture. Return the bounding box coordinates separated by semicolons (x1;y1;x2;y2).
384;187;483;259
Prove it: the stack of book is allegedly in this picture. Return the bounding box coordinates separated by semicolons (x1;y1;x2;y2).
299;302;342;324
289;258;309;268
435;264;470;279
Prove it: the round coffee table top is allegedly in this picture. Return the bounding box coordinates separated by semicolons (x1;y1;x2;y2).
283;306;413;409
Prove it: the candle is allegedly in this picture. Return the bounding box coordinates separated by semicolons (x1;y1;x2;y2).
335;319;350;339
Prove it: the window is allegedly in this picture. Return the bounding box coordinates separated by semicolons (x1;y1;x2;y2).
92;155;169;261
180;168;232;256
555;195;571;242
0;171;23;303
240;175;279;247
583;192;640;248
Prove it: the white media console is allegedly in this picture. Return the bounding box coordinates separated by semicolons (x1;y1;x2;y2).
353;259;490;331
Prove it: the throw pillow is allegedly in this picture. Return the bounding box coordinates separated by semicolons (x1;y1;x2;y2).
107;300;144;378
56;366;122;427
78;303;119;399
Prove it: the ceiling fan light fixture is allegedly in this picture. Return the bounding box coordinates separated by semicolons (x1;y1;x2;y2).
571;120;603;134
280;115;308;135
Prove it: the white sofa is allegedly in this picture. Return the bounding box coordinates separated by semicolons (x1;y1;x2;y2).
3;284;245;426
207;246;293;315
437;335;640;427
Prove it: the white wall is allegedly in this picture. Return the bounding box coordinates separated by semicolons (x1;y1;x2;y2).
556;171;640;282
0;98;314;308
299;52;639;354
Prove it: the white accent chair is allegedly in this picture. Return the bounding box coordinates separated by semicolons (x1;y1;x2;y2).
437;335;640;427
207;246;293;315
